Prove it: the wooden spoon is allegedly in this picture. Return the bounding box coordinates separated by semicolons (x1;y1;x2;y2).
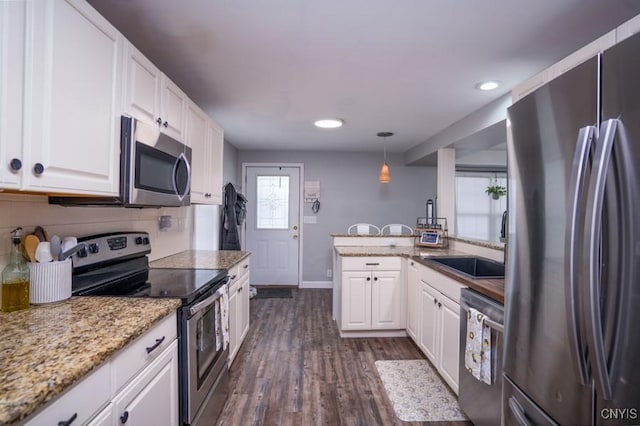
23;234;39;263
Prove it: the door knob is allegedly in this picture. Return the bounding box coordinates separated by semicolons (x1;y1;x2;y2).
293;225;298;230
293;235;298;239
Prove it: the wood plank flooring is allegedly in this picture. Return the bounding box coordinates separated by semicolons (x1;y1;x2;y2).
218;288;472;426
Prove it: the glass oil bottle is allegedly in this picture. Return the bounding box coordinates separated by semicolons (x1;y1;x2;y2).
1;227;30;312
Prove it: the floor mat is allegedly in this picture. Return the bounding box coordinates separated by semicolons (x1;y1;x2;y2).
375;359;469;422
253;287;293;299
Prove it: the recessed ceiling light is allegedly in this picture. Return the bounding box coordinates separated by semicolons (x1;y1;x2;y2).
314;118;344;129
475;81;501;91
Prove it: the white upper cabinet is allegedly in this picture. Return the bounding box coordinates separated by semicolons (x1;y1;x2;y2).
124;43;187;143
186;100;210;203
19;0;123;195
124;43;161;128
0;1;26;189
160;74;187;143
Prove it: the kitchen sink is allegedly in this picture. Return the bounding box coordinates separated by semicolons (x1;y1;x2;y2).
427;256;505;279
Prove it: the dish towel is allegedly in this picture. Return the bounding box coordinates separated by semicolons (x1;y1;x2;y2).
218;283;230;351
465;307;492;385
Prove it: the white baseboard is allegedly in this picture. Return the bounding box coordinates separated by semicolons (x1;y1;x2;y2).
300;280;333;289
339;329;408;338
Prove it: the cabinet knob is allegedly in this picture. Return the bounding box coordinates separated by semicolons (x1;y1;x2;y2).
9;158;22;171
156;117;162;125
374;277;378;281
366;277;371;281
57;412;77;426
33;162;45;175
410;261;414;266
238;287;242;293
438;302;442;308
433;299;437;305
120;410;129;424
163;121;168;128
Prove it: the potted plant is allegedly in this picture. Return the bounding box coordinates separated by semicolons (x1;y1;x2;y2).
485;184;507;200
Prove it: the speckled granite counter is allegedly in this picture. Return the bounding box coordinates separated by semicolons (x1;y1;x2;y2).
150;249;250;269
334;245;465;257
0;297;180;425
449;236;505;251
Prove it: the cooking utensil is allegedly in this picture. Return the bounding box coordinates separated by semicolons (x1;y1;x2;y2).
50;235;62;260
58;243;87;261
34;226;49;242
35;242;53;263
23;235;39;263
61;237;78;253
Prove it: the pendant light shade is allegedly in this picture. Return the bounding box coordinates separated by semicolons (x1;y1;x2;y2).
377;132;393;184
379;162;391;183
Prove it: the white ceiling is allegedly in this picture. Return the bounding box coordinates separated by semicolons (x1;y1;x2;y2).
89;0;640;155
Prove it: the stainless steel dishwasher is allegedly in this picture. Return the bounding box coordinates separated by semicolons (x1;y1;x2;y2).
459;288;505;426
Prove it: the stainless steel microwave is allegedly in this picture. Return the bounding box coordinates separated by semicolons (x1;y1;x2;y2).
50;116;191;207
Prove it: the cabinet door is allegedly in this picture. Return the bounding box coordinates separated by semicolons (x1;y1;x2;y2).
124;42;161;126
113;341;179;426
86;404;113;426
370;270;402;329
0;1;26;189
341;271;371;330
160;74;186;143
228;282;239;363
186;101;211;203
418;281;438;364
24;0;122;195
406;261;419;340
239;272;251;343
208;119;224;204
438;295;461;395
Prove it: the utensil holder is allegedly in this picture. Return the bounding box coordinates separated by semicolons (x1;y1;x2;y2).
28;258;72;304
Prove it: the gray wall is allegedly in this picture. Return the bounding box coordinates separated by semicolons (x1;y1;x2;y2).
237;150;437;282
223;140;240;187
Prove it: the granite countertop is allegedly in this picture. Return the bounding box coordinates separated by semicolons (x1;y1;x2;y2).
331;233;416;237
334;245;504;304
150;249;250;270
449;235;505;251
0;297;180;425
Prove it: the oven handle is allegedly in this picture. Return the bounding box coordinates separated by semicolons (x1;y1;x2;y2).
189;276;231;316
461;301;504;333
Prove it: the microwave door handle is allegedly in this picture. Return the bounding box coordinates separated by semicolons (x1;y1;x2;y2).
172;153;191;200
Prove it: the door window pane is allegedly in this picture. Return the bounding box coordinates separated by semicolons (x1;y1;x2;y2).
256;175;289;229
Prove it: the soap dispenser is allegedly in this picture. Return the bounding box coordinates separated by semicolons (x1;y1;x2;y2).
1;227;30;312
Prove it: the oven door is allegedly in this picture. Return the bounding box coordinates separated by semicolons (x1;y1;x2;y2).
123;116;191;207
184;289;228;424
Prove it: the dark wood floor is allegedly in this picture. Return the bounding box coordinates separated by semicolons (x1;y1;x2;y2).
217;288;472;426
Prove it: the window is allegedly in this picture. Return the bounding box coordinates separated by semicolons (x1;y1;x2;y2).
256;175;289;229
455;172;506;242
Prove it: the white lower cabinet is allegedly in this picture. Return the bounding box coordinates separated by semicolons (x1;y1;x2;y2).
229;256;251;364
412;262;466;395
25;313;179;426
341;257;403;331
112;340;179;426
406;260;419;340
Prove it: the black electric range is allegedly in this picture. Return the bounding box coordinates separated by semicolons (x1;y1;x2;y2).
70;232;227;305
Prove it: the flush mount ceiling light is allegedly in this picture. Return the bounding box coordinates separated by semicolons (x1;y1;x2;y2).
377;131;393;184
314;118;344;129
475;80;501;91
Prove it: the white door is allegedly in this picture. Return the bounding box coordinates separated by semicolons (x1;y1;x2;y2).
245;166;300;285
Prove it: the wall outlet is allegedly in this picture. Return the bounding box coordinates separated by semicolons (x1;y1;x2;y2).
326;269;333;278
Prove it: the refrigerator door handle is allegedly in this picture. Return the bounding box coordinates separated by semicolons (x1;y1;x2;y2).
565;125;596;386
584;118;618;401
508;397;532;426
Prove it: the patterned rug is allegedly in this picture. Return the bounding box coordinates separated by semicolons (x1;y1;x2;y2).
375;359;469;422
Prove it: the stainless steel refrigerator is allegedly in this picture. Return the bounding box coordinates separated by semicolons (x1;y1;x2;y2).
504;32;640;426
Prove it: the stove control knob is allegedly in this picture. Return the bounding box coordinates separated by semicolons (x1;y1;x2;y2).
142;237;150;245
88;243;99;254
135;237;143;245
77;246;88;258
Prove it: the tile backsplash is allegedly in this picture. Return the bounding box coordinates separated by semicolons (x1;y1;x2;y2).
0;194;193;270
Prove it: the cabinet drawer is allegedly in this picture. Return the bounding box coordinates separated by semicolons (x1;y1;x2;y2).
342;256;401;271
420;266;467;303
26;362;110;426
112;312;177;392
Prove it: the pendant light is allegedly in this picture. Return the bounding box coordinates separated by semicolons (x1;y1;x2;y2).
377;131;393;183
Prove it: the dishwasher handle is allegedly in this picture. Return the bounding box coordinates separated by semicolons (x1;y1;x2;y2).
461;301;504;333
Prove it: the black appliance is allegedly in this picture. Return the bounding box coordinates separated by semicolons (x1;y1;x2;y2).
71;232;229;426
